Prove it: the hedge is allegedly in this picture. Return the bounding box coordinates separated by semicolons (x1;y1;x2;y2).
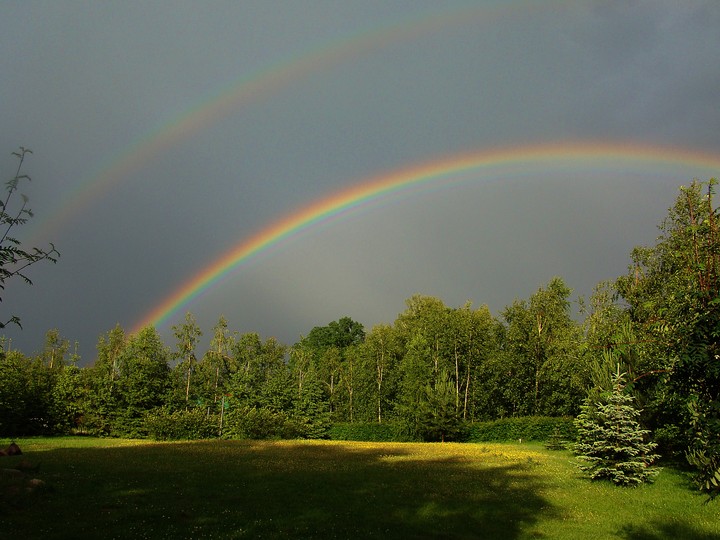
329;417;577;443
328;422;412;442
465;416;577;443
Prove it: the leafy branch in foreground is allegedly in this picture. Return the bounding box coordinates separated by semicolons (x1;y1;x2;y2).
0;147;59;328
686;396;720;502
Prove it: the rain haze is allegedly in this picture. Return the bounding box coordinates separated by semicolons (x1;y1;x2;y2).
1;1;719;363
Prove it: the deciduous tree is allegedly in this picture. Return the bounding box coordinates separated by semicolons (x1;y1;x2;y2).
616;179;720;497
501;277;584;416
360;323;401;423
172;312;202;408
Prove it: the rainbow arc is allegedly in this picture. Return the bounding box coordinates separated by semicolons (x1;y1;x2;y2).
130;141;720;333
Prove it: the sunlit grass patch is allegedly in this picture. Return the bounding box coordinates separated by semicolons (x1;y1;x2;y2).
6;436;146;452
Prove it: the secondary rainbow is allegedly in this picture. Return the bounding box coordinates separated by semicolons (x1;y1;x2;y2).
131;141;720;333
29;2;543;242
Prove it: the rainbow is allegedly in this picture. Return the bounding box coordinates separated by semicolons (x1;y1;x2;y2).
131;141;720;333
30;2;547;241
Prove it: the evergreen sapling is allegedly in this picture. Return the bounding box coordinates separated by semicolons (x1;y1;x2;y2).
574;367;660;486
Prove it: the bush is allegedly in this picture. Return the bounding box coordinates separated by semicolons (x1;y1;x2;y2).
144;407;219;440
222;406;330;440
466;417;577;443
223;406;289;440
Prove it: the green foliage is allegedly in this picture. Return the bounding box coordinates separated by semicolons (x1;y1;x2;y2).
294;382;332;439
305;316;365;350
91;326;172;437
686;396;720;501
144;407;219;440
0;349;64;436
414;369;463;442
392;296;488;440
357;323;401;423
300;316;365;422
0;351;28;435
222;405;316;440
171;312;202;407
615;179;720;494
465;416;576;443
501;277;587;417
687;447;720;503
574;369;660;486
286;344;332;439
51;364;90;433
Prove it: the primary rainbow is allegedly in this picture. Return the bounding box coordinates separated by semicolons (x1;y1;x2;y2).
131;141;720;333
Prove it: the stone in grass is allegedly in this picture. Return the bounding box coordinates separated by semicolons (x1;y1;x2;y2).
26;478;46;492
0;442;22;456
1;468;24;479
14;459;39;473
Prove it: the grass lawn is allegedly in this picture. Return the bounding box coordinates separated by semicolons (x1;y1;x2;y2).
1;437;718;539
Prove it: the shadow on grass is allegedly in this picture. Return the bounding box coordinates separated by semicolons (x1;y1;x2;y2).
3;440;558;539
619;520;720;540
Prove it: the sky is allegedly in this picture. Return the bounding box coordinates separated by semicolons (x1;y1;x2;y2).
1;1;719;364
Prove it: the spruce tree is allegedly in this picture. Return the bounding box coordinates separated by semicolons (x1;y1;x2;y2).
574;367;660;486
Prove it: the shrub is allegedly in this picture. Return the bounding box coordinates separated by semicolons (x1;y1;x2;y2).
223;406;288;440
222;406;330;440
290;413;331;440
144;407;219;440
685;397;720;501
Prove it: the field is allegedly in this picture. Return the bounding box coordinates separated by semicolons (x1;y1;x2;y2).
1;437;719;539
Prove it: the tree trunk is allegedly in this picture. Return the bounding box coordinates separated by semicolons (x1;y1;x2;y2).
185;362;191;408
376;350;384;423
454;341;460;411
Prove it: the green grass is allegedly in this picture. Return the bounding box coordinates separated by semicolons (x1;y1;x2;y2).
1;437;718;539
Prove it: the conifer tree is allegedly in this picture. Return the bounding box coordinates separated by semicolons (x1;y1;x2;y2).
574;367;660;486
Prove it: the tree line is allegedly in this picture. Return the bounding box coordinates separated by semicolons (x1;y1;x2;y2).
0;277;593;439
1;178;719;496
0;285;581;441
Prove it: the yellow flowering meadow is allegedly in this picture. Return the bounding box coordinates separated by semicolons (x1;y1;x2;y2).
4;437;719;539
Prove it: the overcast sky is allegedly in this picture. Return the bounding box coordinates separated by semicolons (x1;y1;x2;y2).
2;1;719;363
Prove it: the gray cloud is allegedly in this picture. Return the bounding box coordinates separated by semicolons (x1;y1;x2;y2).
1;1;718;360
